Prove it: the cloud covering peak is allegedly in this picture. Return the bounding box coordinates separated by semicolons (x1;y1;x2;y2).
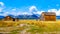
29;6;37;12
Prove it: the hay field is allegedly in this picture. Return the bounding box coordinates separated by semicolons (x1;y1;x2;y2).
0;20;60;34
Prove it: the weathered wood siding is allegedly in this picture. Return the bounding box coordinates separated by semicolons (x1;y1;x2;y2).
44;15;56;21
40;12;56;21
3;16;13;21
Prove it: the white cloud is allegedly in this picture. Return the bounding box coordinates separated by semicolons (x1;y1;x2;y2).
48;9;57;13
0;5;60;16
0;8;17;16
22;12;27;15
29;6;46;15
0;6;41;16
29;6;60;16
0;8;3;12
0;13;8;16
0;2;4;6
9;12;16;16
0;2;5;12
4;8;17;16
29;6;37;12
17;12;21;15
56;9;60;16
12;8;16;11
48;9;60;16
37;11;45;15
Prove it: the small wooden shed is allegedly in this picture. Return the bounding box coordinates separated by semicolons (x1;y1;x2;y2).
3;16;13;21
3;16;19;21
40;12;56;21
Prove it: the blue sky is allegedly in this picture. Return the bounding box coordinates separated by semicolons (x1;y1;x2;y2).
0;0;60;16
1;0;60;9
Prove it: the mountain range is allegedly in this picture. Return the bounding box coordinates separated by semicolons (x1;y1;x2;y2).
0;14;60;19
0;14;39;19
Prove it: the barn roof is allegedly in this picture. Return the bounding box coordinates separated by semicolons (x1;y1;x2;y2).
42;12;56;16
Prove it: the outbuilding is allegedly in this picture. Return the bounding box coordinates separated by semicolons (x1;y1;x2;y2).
40;12;56;21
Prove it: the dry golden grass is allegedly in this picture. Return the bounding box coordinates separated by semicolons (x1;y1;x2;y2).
0;20;60;34
15;20;60;34
0;20;60;27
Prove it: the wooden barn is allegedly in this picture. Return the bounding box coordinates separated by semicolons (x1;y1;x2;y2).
3;16;13;21
3;16;19;21
40;12;56;21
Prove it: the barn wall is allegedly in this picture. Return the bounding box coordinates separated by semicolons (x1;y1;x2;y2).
49;15;56;21
45;16;50;21
44;15;56;21
40;15;45;21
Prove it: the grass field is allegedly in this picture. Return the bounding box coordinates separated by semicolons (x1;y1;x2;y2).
0;20;60;34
